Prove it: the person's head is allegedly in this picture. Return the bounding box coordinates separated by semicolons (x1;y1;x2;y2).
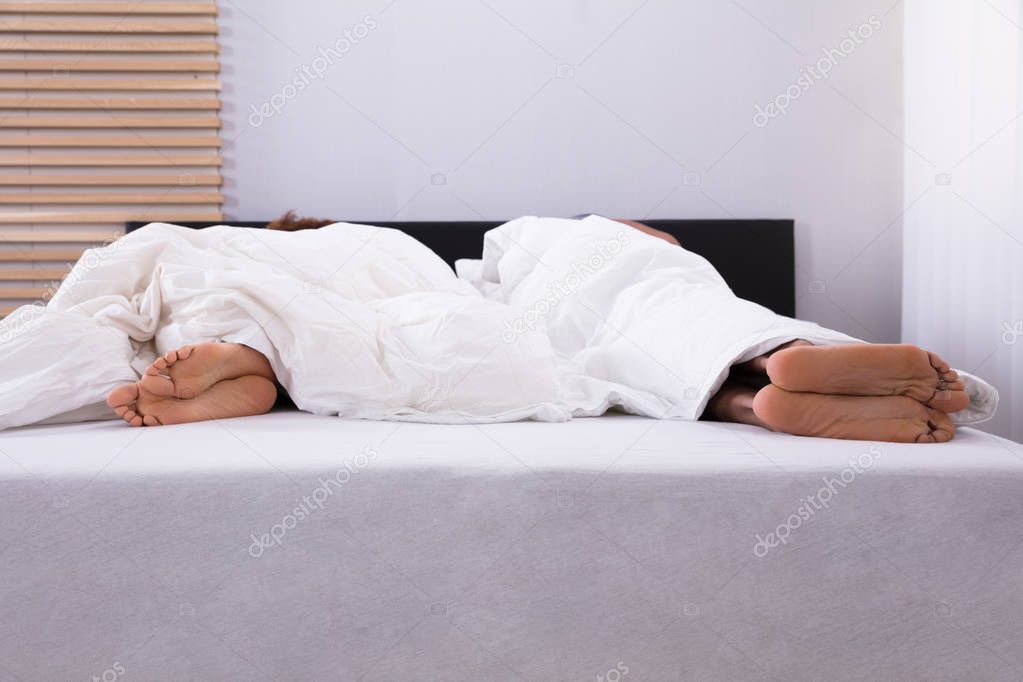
267;210;334;232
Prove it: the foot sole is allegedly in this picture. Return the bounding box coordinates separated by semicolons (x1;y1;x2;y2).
106;375;277;427
766;344;969;413
752;385;956;443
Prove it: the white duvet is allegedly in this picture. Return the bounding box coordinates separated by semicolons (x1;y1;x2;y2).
0;215;997;430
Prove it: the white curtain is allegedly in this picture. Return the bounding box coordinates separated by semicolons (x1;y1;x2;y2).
903;0;1023;441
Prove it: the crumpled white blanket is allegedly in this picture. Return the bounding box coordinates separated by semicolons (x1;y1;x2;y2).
0;216;998;430
464;215;997;425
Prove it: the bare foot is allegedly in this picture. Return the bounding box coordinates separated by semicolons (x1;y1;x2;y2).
752;385;955;443
766;344;969;413
106;375;277;426
140;342;275;399
705;379;771;428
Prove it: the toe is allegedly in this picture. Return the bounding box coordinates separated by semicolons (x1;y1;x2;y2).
140;372;172;386
139;371;175;398
164;349;178;364
924;408;955;443
928;388;971;413
177;345;194;360
926;351;951;374
129;415;143;427
151;356;169;372
142;415;162;426
106;382;139;409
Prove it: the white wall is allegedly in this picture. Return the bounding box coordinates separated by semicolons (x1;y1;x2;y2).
218;0;904;340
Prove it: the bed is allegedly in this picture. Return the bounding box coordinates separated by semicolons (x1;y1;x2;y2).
1;219;1019;681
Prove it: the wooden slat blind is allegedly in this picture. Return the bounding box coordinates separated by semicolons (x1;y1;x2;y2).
0;172;222;183
0;2;217;14
0;57;219;70
0;96;220;108
0;36;218;50
0;0;222;317
0;114;222;126
0;133;222;145
0;154;222;164
0;18;218;33
0;77;221;89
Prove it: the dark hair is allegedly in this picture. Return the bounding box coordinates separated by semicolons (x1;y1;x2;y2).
267;210;335;232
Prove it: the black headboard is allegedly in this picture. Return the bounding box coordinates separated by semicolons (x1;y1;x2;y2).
126;219;795;316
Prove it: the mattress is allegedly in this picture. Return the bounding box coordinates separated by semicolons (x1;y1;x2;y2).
1;412;1021;681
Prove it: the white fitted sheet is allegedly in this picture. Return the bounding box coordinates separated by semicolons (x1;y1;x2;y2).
1;412;1021;681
